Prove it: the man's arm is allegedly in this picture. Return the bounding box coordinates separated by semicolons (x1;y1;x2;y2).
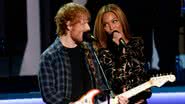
38;54;70;104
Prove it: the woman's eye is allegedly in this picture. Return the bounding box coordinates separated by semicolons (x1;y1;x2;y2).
103;24;108;28
113;20;118;23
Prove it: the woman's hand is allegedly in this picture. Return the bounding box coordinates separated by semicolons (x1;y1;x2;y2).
112;31;123;45
118;95;129;104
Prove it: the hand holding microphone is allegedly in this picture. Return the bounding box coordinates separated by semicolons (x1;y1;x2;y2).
111;30;126;48
111;30;127;54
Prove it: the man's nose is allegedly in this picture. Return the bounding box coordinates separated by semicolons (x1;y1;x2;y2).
86;24;90;31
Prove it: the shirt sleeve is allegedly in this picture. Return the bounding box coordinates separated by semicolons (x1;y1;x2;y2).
38;54;70;104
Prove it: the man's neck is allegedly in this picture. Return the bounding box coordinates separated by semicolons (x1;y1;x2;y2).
59;35;77;48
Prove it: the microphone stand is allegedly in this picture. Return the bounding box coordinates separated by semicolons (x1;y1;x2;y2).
89;43;115;104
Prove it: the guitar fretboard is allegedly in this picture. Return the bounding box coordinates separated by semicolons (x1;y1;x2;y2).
101;81;152;104
118;81;152;98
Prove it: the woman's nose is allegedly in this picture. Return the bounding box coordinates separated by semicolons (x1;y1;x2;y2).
109;24;115;31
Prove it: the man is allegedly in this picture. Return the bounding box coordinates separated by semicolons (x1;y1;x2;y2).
38;2;99;104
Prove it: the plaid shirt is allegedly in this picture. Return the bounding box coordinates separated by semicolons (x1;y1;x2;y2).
38;37;106;104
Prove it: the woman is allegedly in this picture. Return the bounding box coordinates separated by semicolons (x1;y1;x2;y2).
93;4;152;104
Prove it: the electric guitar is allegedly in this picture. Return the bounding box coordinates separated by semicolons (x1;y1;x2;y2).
74;74;176;104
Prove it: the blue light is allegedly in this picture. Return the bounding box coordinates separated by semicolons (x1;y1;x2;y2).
0;98;45;104
147;92;185;104
0;92;185;104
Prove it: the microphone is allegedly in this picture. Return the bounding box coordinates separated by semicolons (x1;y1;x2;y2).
83;32;97;42
112;30;126;47
119;38;126;47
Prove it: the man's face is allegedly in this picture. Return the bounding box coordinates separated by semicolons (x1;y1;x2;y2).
70;16;90;43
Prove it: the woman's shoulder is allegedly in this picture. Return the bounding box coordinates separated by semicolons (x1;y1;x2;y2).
97;48;113;57
130;36;143;41
129;37;144;45
98;48;109;53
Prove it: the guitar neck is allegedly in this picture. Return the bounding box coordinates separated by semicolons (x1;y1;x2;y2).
100;75;174;104
119;81;152;98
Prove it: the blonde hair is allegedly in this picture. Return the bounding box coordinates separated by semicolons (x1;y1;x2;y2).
55;2;90;36
94;4;131;48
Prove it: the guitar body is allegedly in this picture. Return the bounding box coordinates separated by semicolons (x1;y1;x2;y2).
74;89;100;104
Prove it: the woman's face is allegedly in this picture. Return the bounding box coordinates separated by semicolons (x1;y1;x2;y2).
102;12;123;35
102;12;124;45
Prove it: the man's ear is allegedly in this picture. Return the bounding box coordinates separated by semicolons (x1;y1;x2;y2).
66;21;72;30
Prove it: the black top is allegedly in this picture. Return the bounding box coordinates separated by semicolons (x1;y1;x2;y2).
67;46;91;101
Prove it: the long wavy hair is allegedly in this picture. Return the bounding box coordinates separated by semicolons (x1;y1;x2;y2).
93;4;131;48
